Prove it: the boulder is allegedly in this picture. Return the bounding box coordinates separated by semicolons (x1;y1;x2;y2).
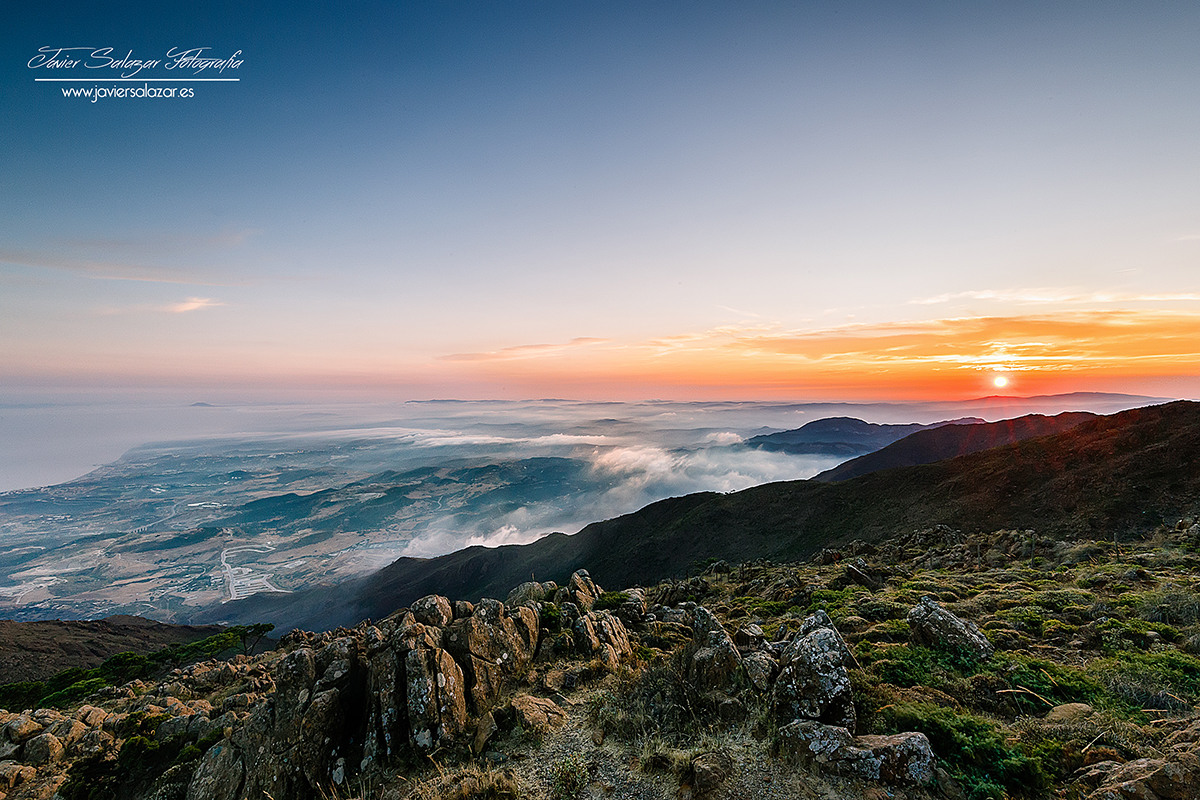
773;615;856;732
22;732;63;765
505;582;549;607
558;569;601;611
734;623;766;651
2;716;42;745
0;760;36;791
908;597;994;661
411;594;454;628
444;599;540;714
743;651;779;692
573;611;633;669
688;607;743;692
186;741;245;800
690;750;734;795
1085;755;1200;800
1046;703;1094;724
510;696;567;733
777;721;935;785
405;644;468;751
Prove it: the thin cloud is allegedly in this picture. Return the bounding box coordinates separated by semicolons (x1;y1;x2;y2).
0;248;248;286
913;288;1200;305
63;228;262;254
440;337;607;362
167;297;225;313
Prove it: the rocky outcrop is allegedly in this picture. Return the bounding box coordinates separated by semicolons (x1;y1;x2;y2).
573;610;633;670
908;596;994;661
555;569;601;611
444;599;539;714
773;613;857;732
777;720;935;785
505;581;557;608
687;607;744;692
1079;755;1200;800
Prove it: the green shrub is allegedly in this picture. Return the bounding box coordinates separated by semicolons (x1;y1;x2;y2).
41;677;107;708
862;644;980;689
0;680;46;712
1093;650;1200;710
551;754;589;800
593;591;629;611
541;602;563;631
873;703;1051;799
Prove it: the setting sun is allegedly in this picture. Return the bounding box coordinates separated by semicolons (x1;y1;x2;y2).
994;376;1009;388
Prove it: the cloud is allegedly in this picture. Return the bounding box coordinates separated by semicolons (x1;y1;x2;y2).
167;297;225;313
63;228;262;254
0;248;247;286
440;337;608;362
912;288;1200;305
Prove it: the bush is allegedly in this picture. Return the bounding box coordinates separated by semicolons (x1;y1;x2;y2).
872;703;1051;800
551;754;589;800
592;591;629;611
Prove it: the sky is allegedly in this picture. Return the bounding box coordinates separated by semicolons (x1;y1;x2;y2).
3;1;1200;402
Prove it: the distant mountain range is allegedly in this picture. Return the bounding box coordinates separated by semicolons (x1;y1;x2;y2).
202;400;1200;632
744;416;982;455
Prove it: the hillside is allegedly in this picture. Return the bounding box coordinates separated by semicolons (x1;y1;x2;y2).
812;411;1098;483
6;520;1200;800
744;416;980;455
0;616;226;684
200;400;1200;633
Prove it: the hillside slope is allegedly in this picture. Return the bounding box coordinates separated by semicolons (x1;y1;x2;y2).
813;411;1097;482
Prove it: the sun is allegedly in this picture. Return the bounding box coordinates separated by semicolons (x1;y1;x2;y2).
993;375;1009;389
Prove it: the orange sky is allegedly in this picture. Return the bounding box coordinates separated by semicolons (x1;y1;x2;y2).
430;309;1200;401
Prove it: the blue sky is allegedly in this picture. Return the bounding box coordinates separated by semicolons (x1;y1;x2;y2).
3;1;1200;400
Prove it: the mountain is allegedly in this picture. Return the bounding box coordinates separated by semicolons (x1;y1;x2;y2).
812;411;1098;482
744;416;982;455
200;400;1200;632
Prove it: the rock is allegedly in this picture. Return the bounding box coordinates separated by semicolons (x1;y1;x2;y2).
411;594;454;627
444;599;540;714
74;705;108;728
186;741;244;800
777;721;934;785
1087;756;1200;800
743;651;779;692
472;711;497;756
453;600;475;619
405;644;468;751
774;617;856;732
854;733;937;784
690;750;734;795
505;582;549;607
615;587;648;625
778;719;854;762
1046;703;1094;724
734;623;766;651
46;719;87;748
573;611;633;669
22;732;63;765
908;597;994;661
0;761;36;791
510;696;567;733
562;569;601;611
688;607;743;692
845;559;881;591
2;716;42;745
